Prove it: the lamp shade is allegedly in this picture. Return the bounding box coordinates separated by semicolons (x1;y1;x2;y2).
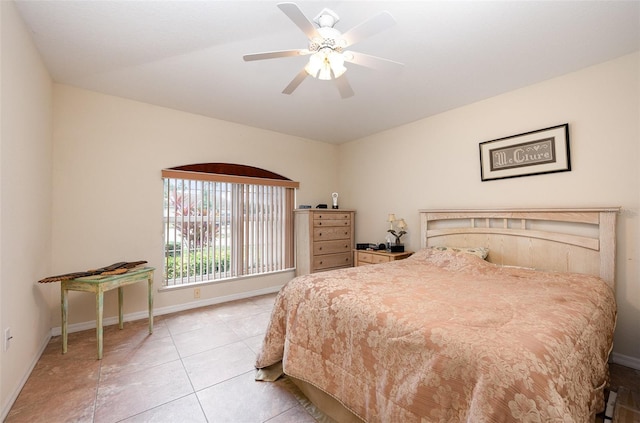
305;48;346;80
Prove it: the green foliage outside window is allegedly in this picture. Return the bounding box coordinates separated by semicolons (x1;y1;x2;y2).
165;249;231;280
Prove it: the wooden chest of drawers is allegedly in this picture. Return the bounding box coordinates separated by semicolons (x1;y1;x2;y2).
295;209;355;276
354;249;413;266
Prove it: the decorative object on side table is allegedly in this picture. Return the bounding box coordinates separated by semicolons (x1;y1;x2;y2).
386;214;407;252
38;260;148;283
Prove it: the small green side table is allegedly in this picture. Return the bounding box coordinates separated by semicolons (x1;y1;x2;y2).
61;267;155;359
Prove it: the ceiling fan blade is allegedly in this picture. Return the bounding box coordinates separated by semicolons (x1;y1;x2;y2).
243;49;309;61
335;75;354;99
277;2;321;40
344;51;404;72
341;11;396;47
282;69;308;95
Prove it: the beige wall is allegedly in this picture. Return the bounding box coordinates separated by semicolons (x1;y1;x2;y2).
338;52;640;366
51;84;339;326
0;1;54;417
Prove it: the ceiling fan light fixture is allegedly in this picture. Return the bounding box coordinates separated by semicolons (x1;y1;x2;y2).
244;3;400;97
305;48;346;80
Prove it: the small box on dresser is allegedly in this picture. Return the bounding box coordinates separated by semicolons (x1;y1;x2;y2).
295;209;355;276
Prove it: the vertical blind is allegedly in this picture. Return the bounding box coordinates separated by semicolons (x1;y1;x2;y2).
162;165;297;287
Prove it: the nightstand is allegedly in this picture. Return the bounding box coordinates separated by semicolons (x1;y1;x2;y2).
354;249;413;266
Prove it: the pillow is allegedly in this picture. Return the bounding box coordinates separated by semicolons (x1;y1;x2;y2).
428;246;489;260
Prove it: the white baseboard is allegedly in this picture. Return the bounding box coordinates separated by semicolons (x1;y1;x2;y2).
611;352;640;370
51;285;282;336
1;332;51;422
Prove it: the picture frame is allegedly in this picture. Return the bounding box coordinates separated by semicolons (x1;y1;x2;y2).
479;123;570;181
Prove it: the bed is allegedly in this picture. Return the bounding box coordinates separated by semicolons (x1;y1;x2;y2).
256;208;619;422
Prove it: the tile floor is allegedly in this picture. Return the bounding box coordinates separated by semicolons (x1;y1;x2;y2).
6;293;316;423
5;292;640;423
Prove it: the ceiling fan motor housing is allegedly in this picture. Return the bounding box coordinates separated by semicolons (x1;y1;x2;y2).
313;8;340;28
309;27;346;53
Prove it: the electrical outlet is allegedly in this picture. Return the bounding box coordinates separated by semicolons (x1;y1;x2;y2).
4;328;12;352
194;288;201;299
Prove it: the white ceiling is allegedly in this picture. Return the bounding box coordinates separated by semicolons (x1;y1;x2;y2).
14;1;640;144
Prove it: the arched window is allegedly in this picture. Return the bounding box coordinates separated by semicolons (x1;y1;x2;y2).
161;163;299;287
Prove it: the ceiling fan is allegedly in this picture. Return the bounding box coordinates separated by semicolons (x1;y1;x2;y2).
243;2;403;99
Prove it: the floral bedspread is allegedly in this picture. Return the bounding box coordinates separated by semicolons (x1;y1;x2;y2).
256;249;616;422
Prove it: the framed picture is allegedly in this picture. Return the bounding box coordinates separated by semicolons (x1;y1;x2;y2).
479;123;570;181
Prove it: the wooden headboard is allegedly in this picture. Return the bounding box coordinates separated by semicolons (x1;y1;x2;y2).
420;208;620;288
